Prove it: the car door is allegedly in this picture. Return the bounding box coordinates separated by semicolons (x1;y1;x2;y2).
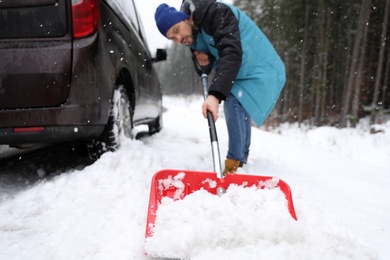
127;1;162;122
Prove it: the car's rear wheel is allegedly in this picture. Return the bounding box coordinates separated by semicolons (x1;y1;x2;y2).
88;85;133;160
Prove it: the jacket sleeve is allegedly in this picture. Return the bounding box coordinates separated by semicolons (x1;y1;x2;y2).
202;3;243;100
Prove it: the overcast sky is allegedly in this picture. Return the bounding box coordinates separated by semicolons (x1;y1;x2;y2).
134;0;233;54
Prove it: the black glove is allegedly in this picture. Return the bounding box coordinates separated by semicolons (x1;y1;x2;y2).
192;54;214;76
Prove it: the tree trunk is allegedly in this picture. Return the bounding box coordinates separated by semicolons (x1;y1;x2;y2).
370;0;390;124
350;4;371;127
320;7;330;125
314;0;326;126
340;0;372;127
381;48;390;109
298;0;309;126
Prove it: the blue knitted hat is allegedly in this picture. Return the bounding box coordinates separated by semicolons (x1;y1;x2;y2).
155;4;189;37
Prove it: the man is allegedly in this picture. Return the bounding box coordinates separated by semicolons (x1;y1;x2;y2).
155;0;286;175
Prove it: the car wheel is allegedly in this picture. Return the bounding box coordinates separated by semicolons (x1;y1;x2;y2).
88;85;133;160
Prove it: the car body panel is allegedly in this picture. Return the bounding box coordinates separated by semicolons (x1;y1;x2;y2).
0;40;72;108
0;0;164;146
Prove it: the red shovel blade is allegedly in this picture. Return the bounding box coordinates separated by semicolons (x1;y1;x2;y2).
145;169;297;238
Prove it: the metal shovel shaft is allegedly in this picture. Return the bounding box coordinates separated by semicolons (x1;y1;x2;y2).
201;74;225;196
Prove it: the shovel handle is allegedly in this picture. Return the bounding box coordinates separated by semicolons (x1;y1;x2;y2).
201;73;223;180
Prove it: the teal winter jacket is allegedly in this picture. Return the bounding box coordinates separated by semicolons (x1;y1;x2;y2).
181;0;286;126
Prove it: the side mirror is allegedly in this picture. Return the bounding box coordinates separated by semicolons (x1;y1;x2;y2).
152;48;167;62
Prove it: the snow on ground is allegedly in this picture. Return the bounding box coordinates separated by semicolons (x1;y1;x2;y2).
0;95;389;260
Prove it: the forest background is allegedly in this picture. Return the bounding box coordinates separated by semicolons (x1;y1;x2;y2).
154;0;390;129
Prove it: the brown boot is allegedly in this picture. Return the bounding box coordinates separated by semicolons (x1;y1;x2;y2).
223;158;241;176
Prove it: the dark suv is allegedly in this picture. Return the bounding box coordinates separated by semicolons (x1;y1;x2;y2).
0;0;166;158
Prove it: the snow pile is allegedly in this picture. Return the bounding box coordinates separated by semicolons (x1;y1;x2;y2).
145;173;375;260
0;95;388;259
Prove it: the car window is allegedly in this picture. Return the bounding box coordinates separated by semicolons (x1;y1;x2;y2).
0;0;67;39
105;0;141;35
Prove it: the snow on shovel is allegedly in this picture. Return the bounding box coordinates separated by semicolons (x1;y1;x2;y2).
145;73;297;256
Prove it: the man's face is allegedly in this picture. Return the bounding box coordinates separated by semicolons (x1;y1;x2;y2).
166;20;194;45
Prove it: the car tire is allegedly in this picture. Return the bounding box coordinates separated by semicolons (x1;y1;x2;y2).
88;85;133;160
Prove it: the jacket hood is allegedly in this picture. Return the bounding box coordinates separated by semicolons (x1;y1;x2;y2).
181;0;215;26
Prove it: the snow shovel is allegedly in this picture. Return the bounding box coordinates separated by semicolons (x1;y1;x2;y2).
145;73;297;239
